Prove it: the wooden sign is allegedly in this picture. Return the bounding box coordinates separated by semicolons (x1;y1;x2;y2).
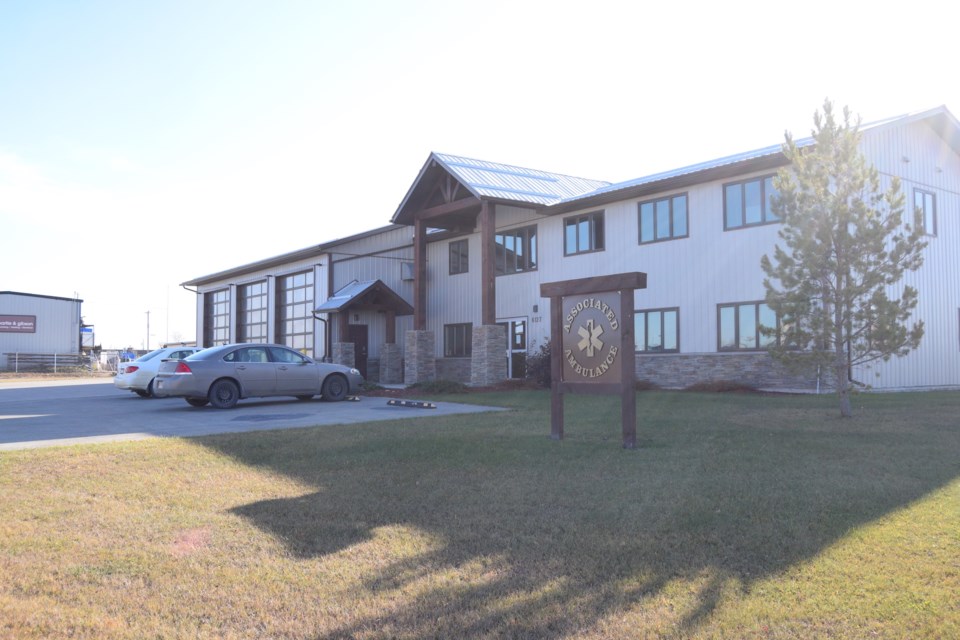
561;291;623;385
540;272;646;448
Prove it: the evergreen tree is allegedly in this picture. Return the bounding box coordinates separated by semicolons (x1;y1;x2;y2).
761;100;926;417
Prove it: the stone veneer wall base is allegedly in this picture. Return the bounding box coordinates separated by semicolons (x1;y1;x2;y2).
379;343;403;384
470;325;507;387
635;352;820;391
404;330;436;385
332;342;355;369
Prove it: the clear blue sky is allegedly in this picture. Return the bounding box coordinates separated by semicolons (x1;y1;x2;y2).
2;0;956;349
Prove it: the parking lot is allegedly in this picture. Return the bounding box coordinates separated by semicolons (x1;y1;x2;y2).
0;380;504;450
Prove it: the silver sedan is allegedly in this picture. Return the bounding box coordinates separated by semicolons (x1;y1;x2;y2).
152;343;363;409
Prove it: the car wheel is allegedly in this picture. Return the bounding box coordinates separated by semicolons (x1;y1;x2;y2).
134;389;150;398
186;398;209;407
321;374;348;402
296;395;313;401
208;379;240;409
146;378;155;398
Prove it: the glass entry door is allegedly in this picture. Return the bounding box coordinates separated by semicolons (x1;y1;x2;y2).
497;317;528;379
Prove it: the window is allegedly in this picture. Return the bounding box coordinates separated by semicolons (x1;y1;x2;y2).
203;289;230;346
915;188;936;236
444;323;472;357
224;346;270;363
639;194;688;244
237;281;268;343
269;346;310;364
635;308;679;352
495;225;537;275
449;239;469;275
564;211;604;255
718;301;784;351
724;175;779;230
275;271;314;355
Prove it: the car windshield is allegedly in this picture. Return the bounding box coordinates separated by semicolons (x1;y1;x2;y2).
135;348;167;362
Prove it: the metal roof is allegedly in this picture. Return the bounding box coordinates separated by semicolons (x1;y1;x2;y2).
314;279;413;315
0;291;83;304
559;141;802;206
554;105;960;208
181;225;406;287
431;153;610;206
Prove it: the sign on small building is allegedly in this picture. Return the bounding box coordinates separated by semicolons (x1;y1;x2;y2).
0;315;36;333
540;272;646;448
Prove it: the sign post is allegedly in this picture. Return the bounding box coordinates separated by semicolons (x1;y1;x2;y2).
540;272;646;448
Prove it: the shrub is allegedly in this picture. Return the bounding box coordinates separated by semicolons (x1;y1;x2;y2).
524;343;552;388
683;380;759;393
635;379;661;391
408;379;468;394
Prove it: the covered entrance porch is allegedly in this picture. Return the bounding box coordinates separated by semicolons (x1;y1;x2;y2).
314;279;413;383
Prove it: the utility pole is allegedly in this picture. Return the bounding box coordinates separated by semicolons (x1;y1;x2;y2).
146;311;151;351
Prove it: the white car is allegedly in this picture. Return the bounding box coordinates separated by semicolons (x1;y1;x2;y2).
114;346;205;397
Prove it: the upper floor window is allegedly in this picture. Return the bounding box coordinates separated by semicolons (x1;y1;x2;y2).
718;301;787;351
639;194;688;244
635;308;679;352
444;323;472;357
724;175;779;230
914;188;937;236
495;225;537;275
449;239;469;275
564;211;605;255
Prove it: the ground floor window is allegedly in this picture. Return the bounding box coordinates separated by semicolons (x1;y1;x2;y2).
635;308;679;352
444;323;472;357
718;301;779;351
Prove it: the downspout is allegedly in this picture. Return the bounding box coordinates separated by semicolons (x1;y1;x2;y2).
181;285;202;347
312;312;330;362
327;256;334;360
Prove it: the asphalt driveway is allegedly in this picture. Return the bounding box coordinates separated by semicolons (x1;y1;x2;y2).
0;379;504;451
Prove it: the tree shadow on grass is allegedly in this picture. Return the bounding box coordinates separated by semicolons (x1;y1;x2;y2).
207;391;960;638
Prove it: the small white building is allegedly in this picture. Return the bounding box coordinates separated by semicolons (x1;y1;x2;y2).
0;291;84;370
184;106;960;391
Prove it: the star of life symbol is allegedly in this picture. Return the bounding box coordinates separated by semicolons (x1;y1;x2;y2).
577;319;604;357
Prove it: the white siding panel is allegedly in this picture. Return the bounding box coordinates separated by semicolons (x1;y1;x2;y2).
427;235;481;357
856;122;960;388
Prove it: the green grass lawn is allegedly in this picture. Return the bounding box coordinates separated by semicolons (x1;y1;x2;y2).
1;390;958;639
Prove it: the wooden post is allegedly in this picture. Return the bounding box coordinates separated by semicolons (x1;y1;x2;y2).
550;296;564;440
413;217;427;330
480;201;496;326
385;309;396;345
620;290;636;449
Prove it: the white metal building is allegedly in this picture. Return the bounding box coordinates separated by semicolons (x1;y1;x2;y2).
185;106;960;391
0;291;84;370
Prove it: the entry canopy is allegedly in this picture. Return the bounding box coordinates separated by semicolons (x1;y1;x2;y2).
315;279;414;316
